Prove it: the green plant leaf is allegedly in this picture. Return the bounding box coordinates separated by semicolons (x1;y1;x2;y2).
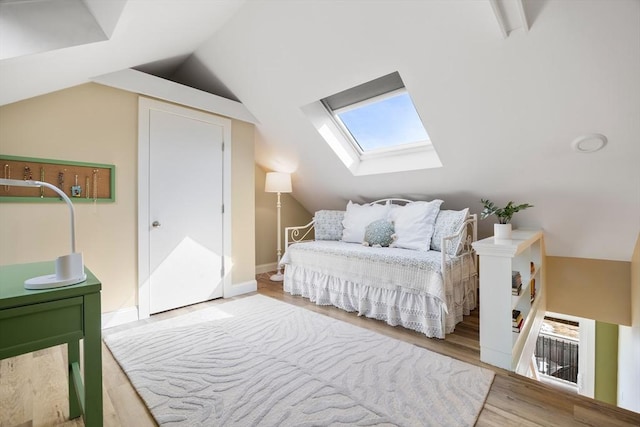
480;199;533;224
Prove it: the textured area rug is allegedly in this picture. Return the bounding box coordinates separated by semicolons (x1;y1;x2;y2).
104;295;494;426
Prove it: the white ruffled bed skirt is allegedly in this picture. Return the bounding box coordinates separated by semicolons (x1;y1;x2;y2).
284;264;477;339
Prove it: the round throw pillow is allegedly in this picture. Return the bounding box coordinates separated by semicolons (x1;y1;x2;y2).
363;219;395;247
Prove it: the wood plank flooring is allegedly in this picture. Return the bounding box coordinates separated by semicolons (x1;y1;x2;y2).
1;273;638;426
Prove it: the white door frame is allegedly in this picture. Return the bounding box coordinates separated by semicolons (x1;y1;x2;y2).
544;311;595;398
138;97;232;319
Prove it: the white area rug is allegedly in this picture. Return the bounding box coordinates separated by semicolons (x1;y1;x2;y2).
104;295;494;426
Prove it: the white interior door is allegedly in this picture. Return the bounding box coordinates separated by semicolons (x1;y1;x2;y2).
148;109;224;314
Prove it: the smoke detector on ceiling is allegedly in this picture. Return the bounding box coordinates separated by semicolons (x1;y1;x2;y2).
571;134;608;153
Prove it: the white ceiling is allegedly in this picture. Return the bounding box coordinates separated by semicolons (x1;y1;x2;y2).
0;0;246;105
1;0;638;261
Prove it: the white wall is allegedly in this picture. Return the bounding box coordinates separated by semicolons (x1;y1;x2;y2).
193;0;640;262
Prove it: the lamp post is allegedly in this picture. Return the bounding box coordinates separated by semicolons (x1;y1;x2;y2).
0;178;86;289
264;172;292;282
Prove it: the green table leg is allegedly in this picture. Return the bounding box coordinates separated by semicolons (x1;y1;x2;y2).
83;291;103;426
68;339;81;419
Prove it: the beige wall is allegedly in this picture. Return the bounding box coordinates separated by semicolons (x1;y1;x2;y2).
617;233;640;411
0;83;256;313
231;122;256;284
546;256;631;326
632;233;640;330
0;84;138;313
255;165;312;269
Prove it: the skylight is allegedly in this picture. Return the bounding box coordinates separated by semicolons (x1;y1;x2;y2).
303;71;442;176
335;90;429;152
321;71;431;155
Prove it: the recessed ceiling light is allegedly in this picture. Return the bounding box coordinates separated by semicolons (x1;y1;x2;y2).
571;134;608;153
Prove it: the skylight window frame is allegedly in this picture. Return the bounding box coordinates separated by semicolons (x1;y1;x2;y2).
304;71;442;176
324;87;431;157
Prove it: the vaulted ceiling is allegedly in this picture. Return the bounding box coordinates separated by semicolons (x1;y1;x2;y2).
1;0;638;261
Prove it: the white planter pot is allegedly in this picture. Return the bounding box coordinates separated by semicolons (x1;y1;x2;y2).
494;223;512;240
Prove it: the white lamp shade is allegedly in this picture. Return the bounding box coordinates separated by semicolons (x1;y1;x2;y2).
265;172;292;193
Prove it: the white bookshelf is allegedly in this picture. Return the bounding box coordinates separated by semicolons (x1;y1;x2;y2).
472;229;546;373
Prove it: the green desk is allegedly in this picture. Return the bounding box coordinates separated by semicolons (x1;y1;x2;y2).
0;262;103;426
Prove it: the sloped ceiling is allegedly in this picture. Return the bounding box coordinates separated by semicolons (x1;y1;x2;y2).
0;0;638;261
189;0;640;261
0;0;246;105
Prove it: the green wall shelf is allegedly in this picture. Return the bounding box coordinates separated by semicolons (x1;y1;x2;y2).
1;155;115;203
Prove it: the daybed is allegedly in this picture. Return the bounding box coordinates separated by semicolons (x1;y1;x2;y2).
281;199;478;339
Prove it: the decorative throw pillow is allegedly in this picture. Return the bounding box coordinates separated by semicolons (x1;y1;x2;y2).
314;210;345;241
430;208;470;255
342;201;391;243
363;219;395;247
389;200;443;250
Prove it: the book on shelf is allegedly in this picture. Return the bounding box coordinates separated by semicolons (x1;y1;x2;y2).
512;270;522;296
512;284;522;296
511;271;521;287
512;311;523;326
512;318;523;333
530;278;536;302
512;311;524;332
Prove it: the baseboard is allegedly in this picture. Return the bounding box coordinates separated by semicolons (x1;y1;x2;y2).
102;306;139;329
103;282;258;327
255;262;277;274
226;279;257;298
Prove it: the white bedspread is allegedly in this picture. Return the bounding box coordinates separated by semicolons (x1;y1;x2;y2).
281;241;477;338
283;241;460;306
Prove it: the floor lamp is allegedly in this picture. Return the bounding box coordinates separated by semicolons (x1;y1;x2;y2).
0;178;86;289
265;172;292;282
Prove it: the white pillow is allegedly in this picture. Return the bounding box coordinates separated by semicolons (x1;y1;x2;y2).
342;201;391;243
389;200;443;250
430;208;470;254
314;210;345;241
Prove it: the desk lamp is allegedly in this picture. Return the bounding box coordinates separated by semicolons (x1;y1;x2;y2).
0;178;86;289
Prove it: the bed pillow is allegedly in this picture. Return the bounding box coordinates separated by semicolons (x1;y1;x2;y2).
314;210;345;241
389;200;443;250
363;219;395;247
342;201;391;243
430;208;470;255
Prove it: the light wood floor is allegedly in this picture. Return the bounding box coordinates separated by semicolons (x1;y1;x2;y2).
1;274;639;426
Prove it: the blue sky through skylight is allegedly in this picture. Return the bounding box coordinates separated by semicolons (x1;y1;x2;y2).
337;92;429;151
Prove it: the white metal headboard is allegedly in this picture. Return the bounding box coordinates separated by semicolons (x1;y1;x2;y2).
369;198;413;205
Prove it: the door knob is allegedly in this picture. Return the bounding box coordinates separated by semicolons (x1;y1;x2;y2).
152;221;161;228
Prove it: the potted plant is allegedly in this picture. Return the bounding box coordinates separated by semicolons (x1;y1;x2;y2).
480;199;533;239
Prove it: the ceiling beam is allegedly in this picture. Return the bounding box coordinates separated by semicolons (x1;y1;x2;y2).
489;0;529;39
92;69;258;124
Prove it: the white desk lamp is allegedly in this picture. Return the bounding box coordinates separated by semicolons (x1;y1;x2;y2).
0;178;86;289
265;172;292;282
